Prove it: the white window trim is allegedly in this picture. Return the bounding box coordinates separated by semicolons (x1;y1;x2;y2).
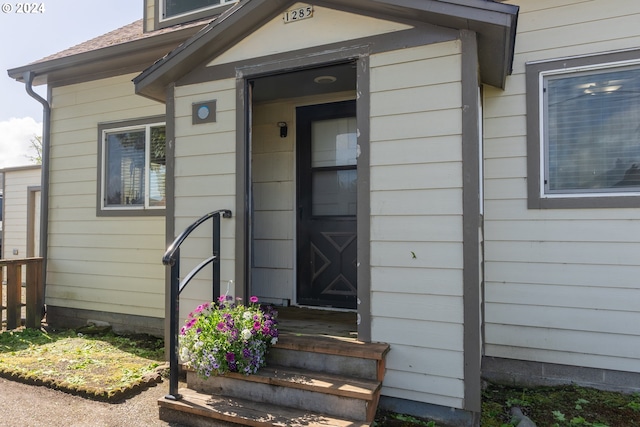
535;58;640;200
100;121;166;212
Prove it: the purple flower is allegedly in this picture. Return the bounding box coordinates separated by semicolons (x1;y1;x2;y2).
226;352;235;362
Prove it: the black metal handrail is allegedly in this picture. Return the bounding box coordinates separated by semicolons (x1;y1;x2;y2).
162;209;232;400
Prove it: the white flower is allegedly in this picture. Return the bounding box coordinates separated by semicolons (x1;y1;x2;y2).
243;311;252;320
180;347;190;360
241;329;252;341
271;337;278;345
195;340;204;349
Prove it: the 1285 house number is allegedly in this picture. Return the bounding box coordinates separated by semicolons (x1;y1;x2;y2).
283;5;313;23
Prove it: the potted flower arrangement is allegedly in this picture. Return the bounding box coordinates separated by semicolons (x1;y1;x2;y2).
179;295;278;378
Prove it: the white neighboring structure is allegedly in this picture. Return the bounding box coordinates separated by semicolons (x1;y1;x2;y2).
1;165;41;261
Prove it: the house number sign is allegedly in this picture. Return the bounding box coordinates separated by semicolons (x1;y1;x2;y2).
283;5;313;23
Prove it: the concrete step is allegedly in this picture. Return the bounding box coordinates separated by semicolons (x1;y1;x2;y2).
187;366;381;421
158;387;371;427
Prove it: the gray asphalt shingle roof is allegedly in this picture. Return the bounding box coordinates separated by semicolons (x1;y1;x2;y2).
29;17;211;66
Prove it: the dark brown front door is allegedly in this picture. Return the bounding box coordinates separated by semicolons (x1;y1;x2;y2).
296;100;357;309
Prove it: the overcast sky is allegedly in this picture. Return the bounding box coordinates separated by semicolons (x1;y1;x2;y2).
0;0;141;168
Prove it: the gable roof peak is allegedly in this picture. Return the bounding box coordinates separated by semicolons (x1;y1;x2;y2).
134;0;519;101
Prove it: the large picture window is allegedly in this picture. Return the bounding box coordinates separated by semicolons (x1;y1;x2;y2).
99;119;166;215
526;50;640;208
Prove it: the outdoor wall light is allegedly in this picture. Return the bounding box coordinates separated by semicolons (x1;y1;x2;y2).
278;121;288;138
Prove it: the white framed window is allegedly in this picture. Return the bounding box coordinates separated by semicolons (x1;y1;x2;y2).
526;49;640;208
98;118;166;215
160;0;236;22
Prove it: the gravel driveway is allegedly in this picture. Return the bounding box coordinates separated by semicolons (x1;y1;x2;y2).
0;378;187;427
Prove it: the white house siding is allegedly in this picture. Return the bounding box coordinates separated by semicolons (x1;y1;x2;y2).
172;79;237;318
2;166;41;260
484;0;640;373
47;73;166;318
369;40;465;409
250;100;295;305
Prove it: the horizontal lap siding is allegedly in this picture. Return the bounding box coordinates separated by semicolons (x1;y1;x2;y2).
250;100;294;303
484;0;640;373
48;74;166;318
370;40;465;408
173;80;237;315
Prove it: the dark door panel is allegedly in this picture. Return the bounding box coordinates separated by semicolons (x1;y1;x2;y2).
297;100;357;309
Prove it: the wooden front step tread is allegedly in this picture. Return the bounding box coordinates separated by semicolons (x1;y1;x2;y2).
275;332;390;360
159;388;371;427
223;366;380;400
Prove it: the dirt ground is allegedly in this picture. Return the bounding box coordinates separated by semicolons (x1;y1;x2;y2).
0;377;188;427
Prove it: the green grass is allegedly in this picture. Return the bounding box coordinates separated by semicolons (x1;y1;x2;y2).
0;328;165;401
481;383;640;427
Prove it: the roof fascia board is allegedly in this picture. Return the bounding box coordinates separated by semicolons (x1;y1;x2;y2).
134;0;292;101
7;24;206;86
319;0;517;26
135;0;518;100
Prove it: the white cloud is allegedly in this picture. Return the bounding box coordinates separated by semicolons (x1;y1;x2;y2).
0;117;42;169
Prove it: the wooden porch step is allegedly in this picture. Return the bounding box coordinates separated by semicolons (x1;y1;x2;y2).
270;333;390;382
190;366;380;400
160;332;390;426
187;366;380;421
158;388;371;427
275;332;390;360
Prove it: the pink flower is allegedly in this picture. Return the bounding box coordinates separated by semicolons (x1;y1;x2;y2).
249;296;259;303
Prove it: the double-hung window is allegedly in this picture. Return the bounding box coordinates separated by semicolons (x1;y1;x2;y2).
527;50;640;208
98;117;166;215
